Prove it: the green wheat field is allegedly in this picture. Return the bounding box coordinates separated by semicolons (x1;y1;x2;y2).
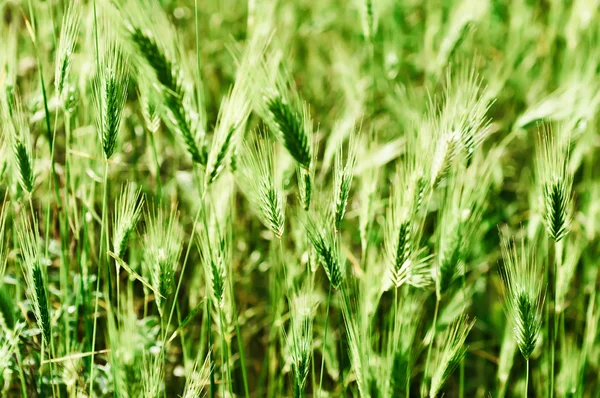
0;0;599;396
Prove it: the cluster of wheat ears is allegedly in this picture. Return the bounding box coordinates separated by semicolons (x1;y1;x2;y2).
0;0;599;397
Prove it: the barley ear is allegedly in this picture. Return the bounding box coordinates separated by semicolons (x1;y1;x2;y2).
498;232;545;360
93;35;129;161
1;91;35;194
54;0;82;98
297;133;317;212
198;217;227;309
125;0;206;165
384;163;430;289
305;217;343;289
16;214;51;345
332;133;357;232
535;125;573;242
113;182;144;259
182;353;212;398
256;60;313;170
206;33;267;186
429;314;475;397
138;78;161;134
237;131;285;238
145;205;183;315
282;286;314;398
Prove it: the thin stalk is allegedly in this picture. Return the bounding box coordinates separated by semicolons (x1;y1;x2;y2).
162;197;203;346
228;172;250;398
459;267;466;398
423;297;440;395
207;297;216;398
15;344;28;398
175;303;190;371
148;130;162;201
61;110;72;345
549;238;562;398
162;165;206;348
525;359;530;396
229;261;250;397
88;1;102;392
89;160;108;395
219;309;231;396
317;284;332;397
39;338;45;396
194;0;203;109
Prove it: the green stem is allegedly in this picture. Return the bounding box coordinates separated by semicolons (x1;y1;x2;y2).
423;297;440;396
148;130;162;201
318;284;332;397
230;278;250;397
89;160;108;395
525;359;530;397
459;263;467;398
207;297;216;398
219;309;232;396
162;166;206;348
549;238;562;398
15;343;28;397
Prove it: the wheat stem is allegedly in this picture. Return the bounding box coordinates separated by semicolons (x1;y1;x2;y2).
549;238;562;398
148;130;162;201
317;283;332;398
423;297;440;395
89;160;108;394
525;359;530;396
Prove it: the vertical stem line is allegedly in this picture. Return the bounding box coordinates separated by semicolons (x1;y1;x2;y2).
89;160;108;394
525;359;530;397
317;284;332;397
423;297;440;396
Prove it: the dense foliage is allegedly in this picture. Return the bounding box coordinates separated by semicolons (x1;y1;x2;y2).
0;0;599;397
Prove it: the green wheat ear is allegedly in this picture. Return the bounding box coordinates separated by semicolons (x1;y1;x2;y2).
113;182;145;259
16;214;51;345
384;160;431;289
266;96;312;169
435;160;492;297
252;53;313;170
237;131;285;238
305;216;344;289
332;133;358;232
205;31;268;187
182;353;212;398
197;205;230;309
282;285;315;398
144;204;183;315
138;77;161;134
14;142;34;194
54;0;82;98
93;34;129;161
134;27;206;164
1;90;35;194
498;231;545;360
429;314;475;397
535;125;573;242
123;0;206;165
